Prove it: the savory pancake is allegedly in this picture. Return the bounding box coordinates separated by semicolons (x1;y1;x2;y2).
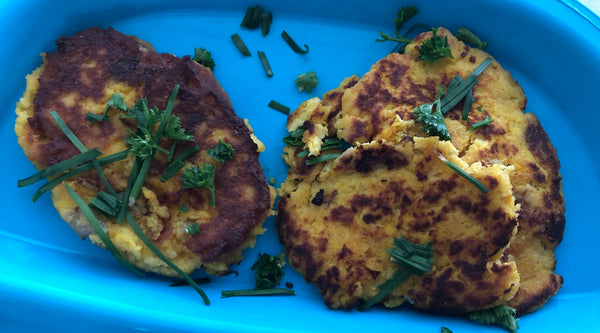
15;27;275;277
277;28;564;314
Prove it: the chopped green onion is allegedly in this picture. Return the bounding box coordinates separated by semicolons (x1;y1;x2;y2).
89;191;122;218
261;12;272;36
257;51;273;77
468;116;493;132
17;148;102;187
221;288;296;298
435;150;489;193
306;153;341;166
63;183;145;277
455;26;488;50
441;57;493;115
461;88;474;120
268;100;290;115
161;145;200;182
185;222;201;235
240;5;263;29
283;127;304;146
281;30;309;54
231;33;251;56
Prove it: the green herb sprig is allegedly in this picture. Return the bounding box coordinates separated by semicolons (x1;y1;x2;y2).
192;47;215;71
455;26;488;50
418;28;453;63
181;163;217;207
295;71;318;93
468;304;519;333
435;150;489;193
252;253;284;290
376;6;420;53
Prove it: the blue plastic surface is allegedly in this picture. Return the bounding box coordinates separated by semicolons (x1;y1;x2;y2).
1;0;599;332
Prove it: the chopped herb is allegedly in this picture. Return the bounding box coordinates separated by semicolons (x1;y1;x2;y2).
440;57;493;114
376;6;420;53
240;5;264;29
468;304;519;333
185;222;201;235
418;28;453;63
63;183;145;277
252;253;284;290
295;71;318;93
207;139;235;163
281;30;309;54
359;237;434;311
462;88;474;120
435;150;489;193
86;92;127;123
468;116;493;132
306;153;341;166
455;26;488;50
231;33;251;56
257;50;273;77
413;85;450;140
394;6;419;32
89;191;122;218
441;328;453;333
178;204;189;213
221;288;296;298
268;100;290;115
192;47;215;71
283;127;304;146
181;163;217;207
161;145;200;182
261;12;273;36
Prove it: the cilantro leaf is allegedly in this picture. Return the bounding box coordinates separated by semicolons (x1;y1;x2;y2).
207;139;235;163
468;304;519;333
181;163;216;207
193;47;215;70
418;28;453;63
251;253;284;290
413;85;451;141
295;71;318;93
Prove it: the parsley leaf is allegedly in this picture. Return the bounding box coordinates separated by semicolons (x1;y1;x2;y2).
181;163;216;207
207;139;235;163
86;92;127;123
418;28;453;63
468;304;519;333
295;71;318;93
413;85;450;140
193;47;215;70
251;253;284;290
164;115;194;141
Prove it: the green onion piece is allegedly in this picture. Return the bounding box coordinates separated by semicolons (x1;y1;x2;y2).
455;26;488;50
89;191;122;218
306;153;341;166
30;150;129;202
161;145;200;182
178;204;189;213
297;150;309;158
257;51;273;77
116;157;141;223
169;277;211;287
125;213;210;305
261;12;272;36
435;150;489;193
281;30;309;54
358;269;412;310
461;88;474;120
50;110;87;152
441;57;493;114
63;183;145;277
283;127;304;146
268;100;290;115
221;288;296;298
231;33;251;56
240;5;263;29
185;222;201;235
468;116;493;132
17;148;102;187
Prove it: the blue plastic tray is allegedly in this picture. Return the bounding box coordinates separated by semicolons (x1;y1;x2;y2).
1;0;599;332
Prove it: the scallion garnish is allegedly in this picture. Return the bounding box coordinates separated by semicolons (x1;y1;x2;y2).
161;145;200;182
455;26;488;50
221;288;296;298
240;5;264;29
268;100;290;115
63;183;145;277
231;33;251;56
89;190;123;218
185;222;201;235
257;51;273;77
261;12;272;36
305;153;341;166
440;57;493;115
435;150;489;193
468;116;493;132
358;237;434;311
281;30;309;54
17;148;102;187
283;127;304;146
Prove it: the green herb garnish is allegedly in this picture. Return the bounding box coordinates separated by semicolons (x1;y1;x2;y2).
240;5;264;29
252;253;284;290
413;85;450;140
207;139;235;163
376;6;420;53
221;288;296;298
231;33;251;56
283;127;304;146
358;237;434;310
268;100;290;115
455;26;488;50
468;116;493;132
440;57;493;115
295;71;318;93
468;304;519;333
435;150;489;193
185;222;201;235
178;204;189;213
441;328;453;333
261;12;272;36
161;145;200;182
418;28;453;63
181;163;217;207
281;30;309;54
193;47;215;70
86;92;128;123
257;50;273;77
89;190;123;218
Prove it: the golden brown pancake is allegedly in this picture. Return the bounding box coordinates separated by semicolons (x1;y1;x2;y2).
15;27;275;277
276;28;564;314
